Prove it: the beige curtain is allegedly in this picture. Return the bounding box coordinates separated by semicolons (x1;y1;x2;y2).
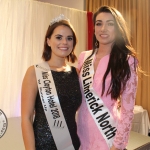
0;0;87;118
86;0;150;119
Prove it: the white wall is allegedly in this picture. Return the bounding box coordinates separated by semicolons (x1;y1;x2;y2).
37;0;85;11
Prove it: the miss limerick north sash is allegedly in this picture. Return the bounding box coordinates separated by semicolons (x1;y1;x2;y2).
34;62;75;150
80;51;117;148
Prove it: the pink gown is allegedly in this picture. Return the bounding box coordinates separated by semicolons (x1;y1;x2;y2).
77;50;138;150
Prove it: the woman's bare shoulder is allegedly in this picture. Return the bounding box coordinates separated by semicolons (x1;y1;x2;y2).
25;65;36;77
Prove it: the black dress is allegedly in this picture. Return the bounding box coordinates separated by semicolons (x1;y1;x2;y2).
33;66;82;150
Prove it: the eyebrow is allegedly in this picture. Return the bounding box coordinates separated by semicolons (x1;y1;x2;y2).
95;20;114;22
55;34;73;37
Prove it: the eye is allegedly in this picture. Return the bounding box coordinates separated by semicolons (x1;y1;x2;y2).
67;37;73;41
95;22;102;26
56;36;62;40
108;22;114;26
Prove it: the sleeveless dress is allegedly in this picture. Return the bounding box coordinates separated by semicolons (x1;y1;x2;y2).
33;66;82;150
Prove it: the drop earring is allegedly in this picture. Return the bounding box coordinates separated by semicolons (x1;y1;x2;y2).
95;40;98;48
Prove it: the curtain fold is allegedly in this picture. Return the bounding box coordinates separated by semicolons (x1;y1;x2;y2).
87;12;93;50
86;0;150;119
0;0;87;118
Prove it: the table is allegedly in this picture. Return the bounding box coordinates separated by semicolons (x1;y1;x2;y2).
0;117;24;150
131;105;150;136
127;131;150;150
0;116;150;150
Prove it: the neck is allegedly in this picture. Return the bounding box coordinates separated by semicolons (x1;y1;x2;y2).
48;58;66;67
47;57;70;72
96;44;112;57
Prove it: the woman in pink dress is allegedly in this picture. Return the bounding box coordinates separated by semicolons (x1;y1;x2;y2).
77;6;139;150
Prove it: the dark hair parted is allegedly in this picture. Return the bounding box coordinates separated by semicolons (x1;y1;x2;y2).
42;20;77;63
90;6;138;100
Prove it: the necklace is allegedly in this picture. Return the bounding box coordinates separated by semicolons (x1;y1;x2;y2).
49;64;71;72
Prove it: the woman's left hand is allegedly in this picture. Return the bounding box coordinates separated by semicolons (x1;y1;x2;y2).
110;145;120;150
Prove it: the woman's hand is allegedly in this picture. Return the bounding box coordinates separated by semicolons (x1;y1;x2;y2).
110;145;120;150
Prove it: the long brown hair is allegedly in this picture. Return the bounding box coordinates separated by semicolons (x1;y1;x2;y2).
90;6;138;99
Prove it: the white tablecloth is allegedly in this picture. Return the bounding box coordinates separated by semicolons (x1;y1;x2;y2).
0;115;150;150
131;105;150;136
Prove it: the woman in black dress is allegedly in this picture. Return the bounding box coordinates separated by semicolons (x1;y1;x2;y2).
21;14;82;150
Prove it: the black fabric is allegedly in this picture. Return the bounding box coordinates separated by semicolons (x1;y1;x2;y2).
33;66;82;150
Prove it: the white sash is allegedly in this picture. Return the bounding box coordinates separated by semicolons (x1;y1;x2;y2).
34;62;75;150
80;51;117;148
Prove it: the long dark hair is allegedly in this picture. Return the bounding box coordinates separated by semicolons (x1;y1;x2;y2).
42;20;77;63
90;6;138;100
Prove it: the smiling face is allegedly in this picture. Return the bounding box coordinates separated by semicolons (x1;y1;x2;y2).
47;25;74;59
95;12;116;47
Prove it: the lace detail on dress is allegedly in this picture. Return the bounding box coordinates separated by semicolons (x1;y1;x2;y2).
77;52;138;150
113;57;138;149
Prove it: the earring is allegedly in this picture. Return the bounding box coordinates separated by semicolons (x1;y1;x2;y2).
95;40;98;48
69;50;73;57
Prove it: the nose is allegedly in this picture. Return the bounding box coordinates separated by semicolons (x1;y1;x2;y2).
101;24;107;32
62;38;67;44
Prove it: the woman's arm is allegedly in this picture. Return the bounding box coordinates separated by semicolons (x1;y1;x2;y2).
21;66;38;150
112;57;138;150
